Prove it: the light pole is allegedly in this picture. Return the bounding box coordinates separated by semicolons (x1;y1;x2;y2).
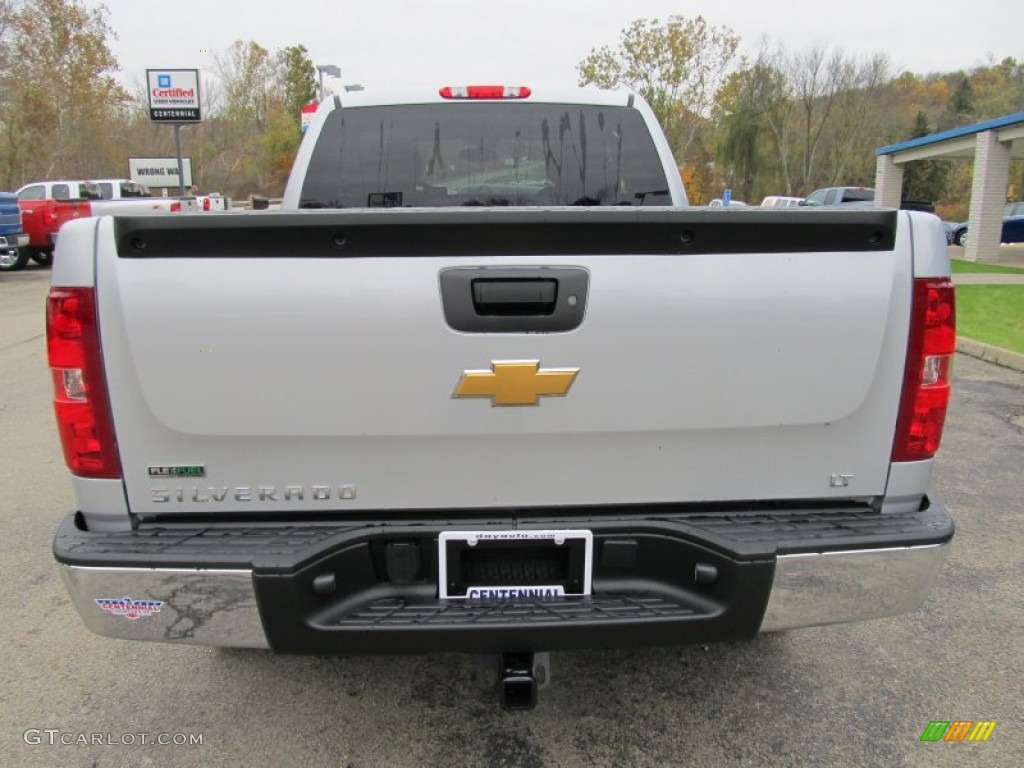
316;64;341;101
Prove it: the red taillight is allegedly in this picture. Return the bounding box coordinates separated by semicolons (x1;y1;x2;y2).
892;279;956;462
203;198;211;211
47;287;121;478
439;85;532;100
43;209;58;227
170;201;181;212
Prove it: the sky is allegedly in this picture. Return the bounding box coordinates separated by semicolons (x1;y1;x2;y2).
94;0;1018;95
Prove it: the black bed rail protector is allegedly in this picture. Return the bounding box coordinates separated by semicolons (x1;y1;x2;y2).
54;502;953;573
113;208;898;259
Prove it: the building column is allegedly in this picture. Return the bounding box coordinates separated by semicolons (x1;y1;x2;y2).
874;154;904;208
965;131;1011;262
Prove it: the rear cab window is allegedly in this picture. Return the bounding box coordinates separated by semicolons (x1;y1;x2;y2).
119;182;151;198
839;188;874;204
300;102;671;209
77;183;103;201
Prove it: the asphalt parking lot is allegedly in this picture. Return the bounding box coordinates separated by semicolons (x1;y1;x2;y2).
1;263;1020;767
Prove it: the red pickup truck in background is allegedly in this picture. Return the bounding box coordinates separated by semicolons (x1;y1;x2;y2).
17;198;92;266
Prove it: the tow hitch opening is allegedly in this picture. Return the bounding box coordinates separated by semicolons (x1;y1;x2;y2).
495;651;549;710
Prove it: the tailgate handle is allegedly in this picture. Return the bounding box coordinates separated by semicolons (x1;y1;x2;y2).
472;278;557;316
439;267;589;333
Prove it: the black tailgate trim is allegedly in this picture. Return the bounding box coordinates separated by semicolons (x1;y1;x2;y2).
114;208;898;259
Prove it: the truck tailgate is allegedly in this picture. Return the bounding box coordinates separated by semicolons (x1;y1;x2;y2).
92;209;913;515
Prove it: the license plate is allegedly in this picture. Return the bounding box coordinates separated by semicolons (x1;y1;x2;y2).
438;529;593;600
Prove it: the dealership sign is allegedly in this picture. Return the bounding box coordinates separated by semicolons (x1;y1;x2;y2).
129;158;193;188
301;102;318;133
146;69;201;122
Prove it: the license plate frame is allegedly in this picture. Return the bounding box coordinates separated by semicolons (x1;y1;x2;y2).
438;529;593;600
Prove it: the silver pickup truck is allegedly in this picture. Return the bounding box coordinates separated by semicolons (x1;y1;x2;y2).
48;85;955;709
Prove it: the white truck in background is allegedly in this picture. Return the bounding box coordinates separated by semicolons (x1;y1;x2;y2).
48;85;955;709
16;179;198;215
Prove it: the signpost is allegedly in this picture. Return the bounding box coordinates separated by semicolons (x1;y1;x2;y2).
146;69;202;196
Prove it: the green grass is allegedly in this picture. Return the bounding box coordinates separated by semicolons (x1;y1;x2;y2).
951;259;1024;274
956;285;1024;354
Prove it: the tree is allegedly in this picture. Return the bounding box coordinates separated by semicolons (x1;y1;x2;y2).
901;111;949;204
209;40;272;193
970;57;1024;119
260;45;317;192
714;44;891;198
788;46;852;191
274;45;316;124
577;15;740;162
715;70;768;202
948;75;974;123
216;40;271;129
730;45;893;194
824;52;892;185
198;41;317;196
741;45;798;194
0;0;128;186
0;1;18;106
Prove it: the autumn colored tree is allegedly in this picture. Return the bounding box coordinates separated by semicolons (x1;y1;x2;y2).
577;15;740;163
969;57;1024;119
0;0;128;187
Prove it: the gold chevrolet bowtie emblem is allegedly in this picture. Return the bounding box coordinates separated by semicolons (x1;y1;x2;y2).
453;361;580;406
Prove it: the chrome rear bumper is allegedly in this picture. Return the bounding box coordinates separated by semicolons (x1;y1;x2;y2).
60;566;270;649
759;543;950;631
58;541;950;649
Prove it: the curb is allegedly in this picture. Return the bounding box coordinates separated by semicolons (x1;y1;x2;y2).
956;337;1024;373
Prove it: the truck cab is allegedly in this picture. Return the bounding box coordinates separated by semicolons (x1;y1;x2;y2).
92;179;155;200
16;180;103;201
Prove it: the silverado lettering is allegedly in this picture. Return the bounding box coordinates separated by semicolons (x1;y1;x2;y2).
151;485;357;502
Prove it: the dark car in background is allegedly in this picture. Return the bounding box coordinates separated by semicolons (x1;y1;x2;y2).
950;202;1024;246
801;186;934;213
801;186;875;206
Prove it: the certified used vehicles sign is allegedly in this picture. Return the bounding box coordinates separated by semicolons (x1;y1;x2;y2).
146;69;202;122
